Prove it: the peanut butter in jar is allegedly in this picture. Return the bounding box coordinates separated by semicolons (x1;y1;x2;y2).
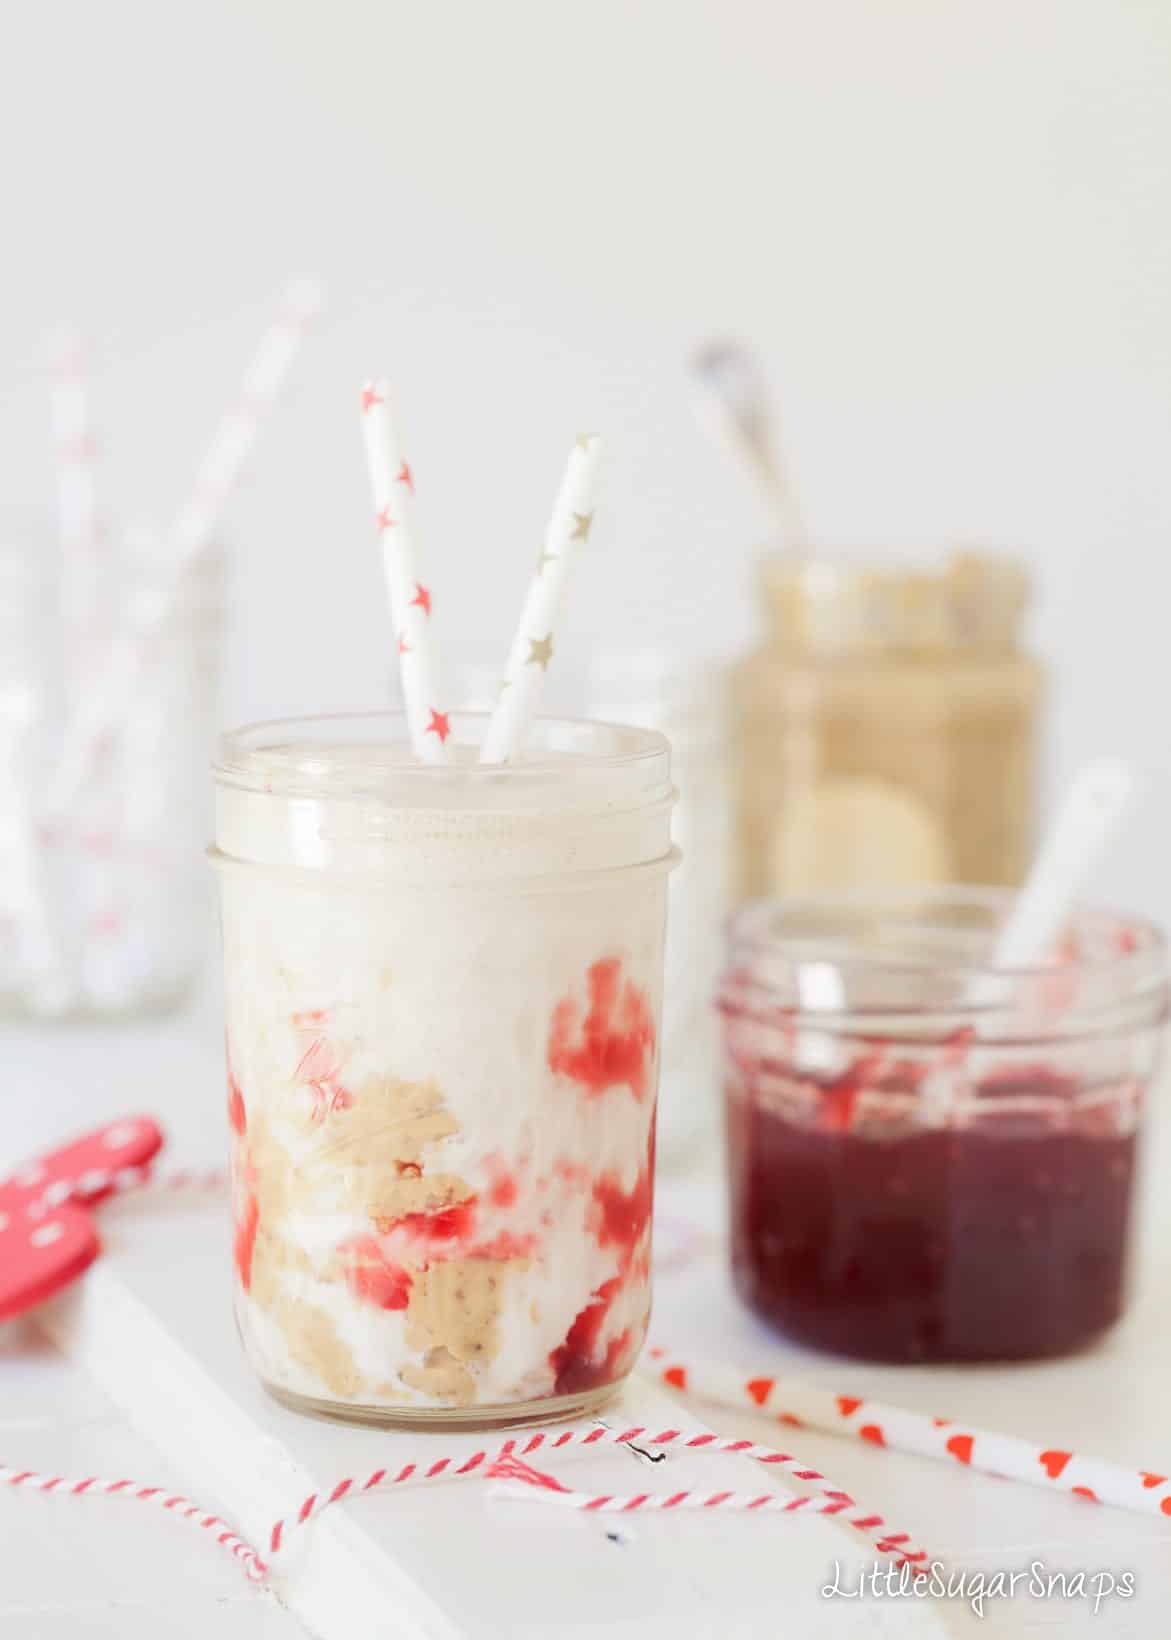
731;553;1043;899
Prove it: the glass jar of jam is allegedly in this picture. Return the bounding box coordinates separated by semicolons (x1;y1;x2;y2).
731;554;1043;900
719;888;1168;1362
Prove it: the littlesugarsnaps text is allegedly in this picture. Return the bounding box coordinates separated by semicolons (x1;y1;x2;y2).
822;1559;1136;1620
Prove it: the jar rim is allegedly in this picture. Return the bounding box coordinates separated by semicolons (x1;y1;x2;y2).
758;549;1030;654
726;885;1165;985
214;710;672;804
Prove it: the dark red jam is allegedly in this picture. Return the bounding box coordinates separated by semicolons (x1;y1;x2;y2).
726;1058;1140;1362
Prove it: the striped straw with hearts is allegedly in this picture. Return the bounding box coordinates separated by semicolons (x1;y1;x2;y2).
649;1348;1171;1522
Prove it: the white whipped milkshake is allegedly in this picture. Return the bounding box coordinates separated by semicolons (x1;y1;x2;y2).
212;712;675;1426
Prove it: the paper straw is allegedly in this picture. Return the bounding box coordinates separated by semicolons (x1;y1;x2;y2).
47;283;320;815
479;434;601;765
48;327;103;653
170;278;322;574
46;528;165;816
648;1349;1171;1522
359;380;450;763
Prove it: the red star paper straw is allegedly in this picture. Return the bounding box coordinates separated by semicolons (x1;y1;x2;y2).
479;433;600;765
649;1348;1171;1523
359;380;451;763
47;280;322;814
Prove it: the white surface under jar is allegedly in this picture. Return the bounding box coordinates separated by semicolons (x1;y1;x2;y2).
586;652;731;1173
211;712;677;1428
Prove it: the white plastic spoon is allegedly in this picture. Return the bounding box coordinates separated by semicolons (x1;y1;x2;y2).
691;339;809;556
991;756;1137;974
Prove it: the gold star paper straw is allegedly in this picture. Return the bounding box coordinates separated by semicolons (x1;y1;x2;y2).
360;379;451;763
480;434;601;765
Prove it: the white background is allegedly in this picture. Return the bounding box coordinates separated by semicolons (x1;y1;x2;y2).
1;0;1168;916
2;14;1170;1632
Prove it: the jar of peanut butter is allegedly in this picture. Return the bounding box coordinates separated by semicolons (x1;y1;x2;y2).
731;553;1043;899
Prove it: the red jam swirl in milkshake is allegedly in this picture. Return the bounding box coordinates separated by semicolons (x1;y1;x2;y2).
213;714;675;1425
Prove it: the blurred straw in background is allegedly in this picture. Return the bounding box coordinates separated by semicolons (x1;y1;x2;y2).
48;327;105;674
0;280;321;1019
47;278;322;819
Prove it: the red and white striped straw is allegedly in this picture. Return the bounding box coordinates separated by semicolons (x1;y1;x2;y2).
0;1461;266;1582
488;1452;923;1564
359;380;450;762
648;1348;1171;1523
170;278;322;573
48;327;104;655
47;280;321;815
265;1422;927;1568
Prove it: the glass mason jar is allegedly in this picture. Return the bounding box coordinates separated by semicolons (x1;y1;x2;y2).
731;554;1043;900
72;537;224;1012
212;712;676;1427
718;888;1168;1363
0;528;61;1011
585;652;731;1173
0;519;223;1017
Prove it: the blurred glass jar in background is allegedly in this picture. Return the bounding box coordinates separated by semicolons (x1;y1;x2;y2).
718;888;1168;1363
586;652;732;1173
731;553;1043;899
0;519;223;1018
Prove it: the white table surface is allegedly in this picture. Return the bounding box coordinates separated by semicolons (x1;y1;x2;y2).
3;976;1169;1637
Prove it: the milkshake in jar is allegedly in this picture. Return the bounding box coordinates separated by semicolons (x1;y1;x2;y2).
213;711;675;1426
